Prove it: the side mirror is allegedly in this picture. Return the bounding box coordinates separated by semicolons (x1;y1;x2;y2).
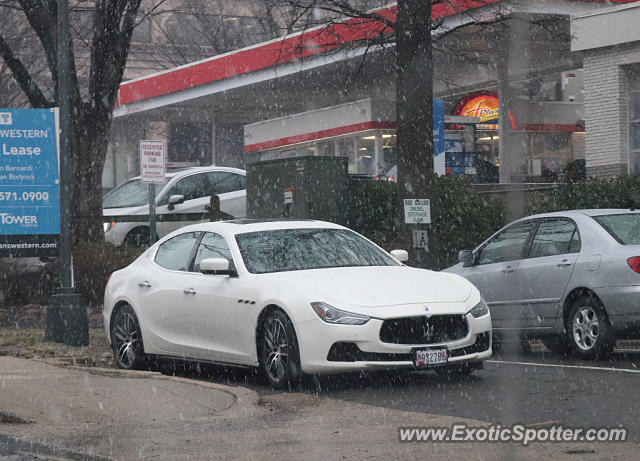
167;194;185;210
390;249;409;263
459;250;475;267
200;257;236;276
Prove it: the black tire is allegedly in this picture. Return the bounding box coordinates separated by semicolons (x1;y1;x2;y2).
124;227;150;247
566;295;614;360
541;336;572;355
258;309;302;389
434;364;475;381
110;304;147;370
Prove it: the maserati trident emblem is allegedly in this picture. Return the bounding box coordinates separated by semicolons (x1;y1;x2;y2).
422;323;436;342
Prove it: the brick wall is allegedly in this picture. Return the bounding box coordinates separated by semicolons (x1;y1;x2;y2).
583;43;640;178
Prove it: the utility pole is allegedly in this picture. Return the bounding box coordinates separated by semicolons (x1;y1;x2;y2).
44;0;89;346
395;0;436;269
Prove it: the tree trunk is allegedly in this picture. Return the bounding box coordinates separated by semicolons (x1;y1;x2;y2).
395;0;435;268
70;109;110;244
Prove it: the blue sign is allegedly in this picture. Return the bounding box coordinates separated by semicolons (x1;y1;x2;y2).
0;108;60;256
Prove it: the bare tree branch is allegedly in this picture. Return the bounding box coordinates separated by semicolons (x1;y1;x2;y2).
0;31;49;107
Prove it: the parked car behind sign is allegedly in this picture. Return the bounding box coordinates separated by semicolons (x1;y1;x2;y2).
103;166;246;246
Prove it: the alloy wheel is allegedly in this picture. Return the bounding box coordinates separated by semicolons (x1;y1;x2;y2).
112;308;142;369
572;306;599;352
263;316;289;384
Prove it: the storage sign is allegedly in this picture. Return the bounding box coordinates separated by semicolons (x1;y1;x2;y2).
0;108;60;257
140;140;165;184
404;199;431;224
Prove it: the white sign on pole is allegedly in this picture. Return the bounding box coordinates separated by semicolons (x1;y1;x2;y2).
413;230;429;249
404;199;431;224
140;140;165;184
284;188;293;204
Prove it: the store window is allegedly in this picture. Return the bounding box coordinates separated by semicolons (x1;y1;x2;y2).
629;66;640;174
258;130;397;176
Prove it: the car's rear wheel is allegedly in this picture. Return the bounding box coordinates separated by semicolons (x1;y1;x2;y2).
111;304;146;370
124;227;150;247
567;295;614;359
258;310;301;389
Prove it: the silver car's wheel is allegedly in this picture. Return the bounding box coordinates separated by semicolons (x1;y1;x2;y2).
567;296;613;360
258;310;301;389
111;305;146;369
572;306;599;352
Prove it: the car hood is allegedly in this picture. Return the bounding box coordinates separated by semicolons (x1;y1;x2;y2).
103;205;148;217
261;266;473;309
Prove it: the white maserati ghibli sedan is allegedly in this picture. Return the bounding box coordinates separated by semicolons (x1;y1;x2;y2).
104;220;492;388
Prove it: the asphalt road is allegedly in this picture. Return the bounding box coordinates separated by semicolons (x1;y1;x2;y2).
2;346;639;460
311;348;640;440
161;344;640;442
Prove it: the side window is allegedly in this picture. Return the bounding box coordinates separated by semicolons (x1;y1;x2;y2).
478;221;535;265
167;174;207;202
206;172;244;194
154;232;200;271
528;219;580;258
193;232;234;272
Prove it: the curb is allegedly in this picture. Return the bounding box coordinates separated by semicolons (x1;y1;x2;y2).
38;359;259;417
0;410;32;425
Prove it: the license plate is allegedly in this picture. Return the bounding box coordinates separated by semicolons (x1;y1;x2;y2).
413;348;448;367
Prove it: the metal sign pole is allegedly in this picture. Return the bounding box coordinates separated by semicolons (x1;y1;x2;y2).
149;184;156;244
44;0;88;346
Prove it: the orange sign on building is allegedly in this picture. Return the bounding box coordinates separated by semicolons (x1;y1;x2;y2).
453;91;509;130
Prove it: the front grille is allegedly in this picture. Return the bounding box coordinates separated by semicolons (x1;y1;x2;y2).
379;315;468;345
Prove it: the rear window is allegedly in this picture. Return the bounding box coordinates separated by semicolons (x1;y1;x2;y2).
592;214;640;245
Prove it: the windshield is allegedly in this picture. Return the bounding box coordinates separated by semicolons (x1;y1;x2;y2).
235;228;400;274
592;213;640;245
102;178;169;208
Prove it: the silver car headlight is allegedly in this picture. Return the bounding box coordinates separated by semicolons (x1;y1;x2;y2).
311;302;370;325
468;298;489;318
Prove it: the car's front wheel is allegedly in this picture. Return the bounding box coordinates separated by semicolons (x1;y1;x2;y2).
258;309;302;389
111;304;146;369
567;295;614;360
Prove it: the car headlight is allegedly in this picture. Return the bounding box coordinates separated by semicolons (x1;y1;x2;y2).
468;298;489;318
311;302;370;325
103;222;115;233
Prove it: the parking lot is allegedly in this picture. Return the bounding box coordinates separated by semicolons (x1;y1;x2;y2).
157;341;640;443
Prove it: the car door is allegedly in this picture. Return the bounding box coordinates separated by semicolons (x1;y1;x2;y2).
461;220;536;329
515;218;580;328
186;232;258;364
134;231;202;357
156;173;210;237
206;171;246;219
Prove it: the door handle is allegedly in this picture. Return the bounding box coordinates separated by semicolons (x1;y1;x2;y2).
502;266;516;273
183;288;197;295
557;260;573;267
137;281;152;288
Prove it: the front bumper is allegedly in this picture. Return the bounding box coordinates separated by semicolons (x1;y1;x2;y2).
295;312;492;374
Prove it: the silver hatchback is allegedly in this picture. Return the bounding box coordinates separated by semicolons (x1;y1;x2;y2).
445;209;640;359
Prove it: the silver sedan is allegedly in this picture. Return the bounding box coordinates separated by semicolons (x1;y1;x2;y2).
445;209;640;359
